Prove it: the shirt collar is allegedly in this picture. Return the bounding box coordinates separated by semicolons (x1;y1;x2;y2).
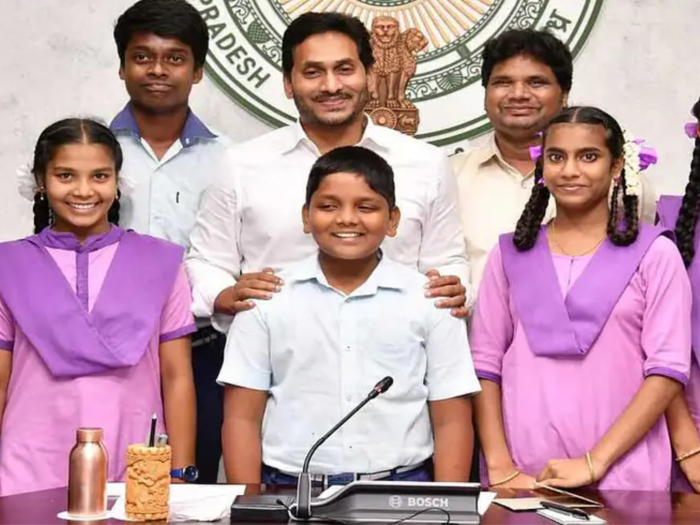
35;225;125;253
289;251;406;294
475;133;537;178
280;116;390;155
472;133;502;166
110;104;217;147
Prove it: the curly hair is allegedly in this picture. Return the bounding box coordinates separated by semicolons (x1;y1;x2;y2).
513;106;639;251
674;98;700;267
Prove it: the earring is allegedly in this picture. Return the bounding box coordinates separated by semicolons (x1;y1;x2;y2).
39;193;45;201
48;208;55;225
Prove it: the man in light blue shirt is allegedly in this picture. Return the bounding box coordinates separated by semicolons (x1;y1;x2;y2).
111;0;231;483
218;146;480;484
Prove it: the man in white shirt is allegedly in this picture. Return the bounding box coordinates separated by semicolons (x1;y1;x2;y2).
452;29;657;291
185;12;471;327
111;0;231;484
218;146;479;483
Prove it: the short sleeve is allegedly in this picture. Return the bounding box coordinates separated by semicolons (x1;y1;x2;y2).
216;306;271;391
424;308;480;401
0;294;15;351
159;265;197;343
640;236;692;384
469;244;514;384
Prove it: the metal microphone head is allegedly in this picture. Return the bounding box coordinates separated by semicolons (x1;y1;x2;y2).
373;376;393;395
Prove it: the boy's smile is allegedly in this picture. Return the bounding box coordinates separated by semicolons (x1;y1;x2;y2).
302;172;400;262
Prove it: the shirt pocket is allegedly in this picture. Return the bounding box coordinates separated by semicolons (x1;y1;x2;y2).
361;332;426;398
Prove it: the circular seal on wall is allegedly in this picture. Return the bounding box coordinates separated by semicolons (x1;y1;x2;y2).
192;0;603;146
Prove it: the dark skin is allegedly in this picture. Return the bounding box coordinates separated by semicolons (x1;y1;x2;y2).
485;55;568;176
119;32;203;159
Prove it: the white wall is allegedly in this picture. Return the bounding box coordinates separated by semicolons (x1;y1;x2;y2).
1;0;698;241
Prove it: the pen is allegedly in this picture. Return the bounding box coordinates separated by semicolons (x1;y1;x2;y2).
541;501;590;521
147;413;157;448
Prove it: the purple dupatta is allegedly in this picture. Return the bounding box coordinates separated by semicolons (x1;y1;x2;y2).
0;228;184;378
499;224;669;358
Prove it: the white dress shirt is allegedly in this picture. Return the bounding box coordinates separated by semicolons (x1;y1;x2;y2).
217;252;480;474
112;104;232;248
185;119;471;323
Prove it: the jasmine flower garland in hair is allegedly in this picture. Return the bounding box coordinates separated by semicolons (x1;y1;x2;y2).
621;130;657;197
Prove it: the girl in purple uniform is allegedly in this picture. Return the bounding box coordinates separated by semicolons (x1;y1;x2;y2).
0;119;196;496
471;106;691;491
656;97;700;493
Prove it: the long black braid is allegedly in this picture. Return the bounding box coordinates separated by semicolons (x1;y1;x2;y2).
607;167;639;246
674;98;700;267
513;106;640;251
513;159;550;251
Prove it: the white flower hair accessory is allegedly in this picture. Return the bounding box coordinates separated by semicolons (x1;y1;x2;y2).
16;161;137;201
621;130;657;197
16;163;37;201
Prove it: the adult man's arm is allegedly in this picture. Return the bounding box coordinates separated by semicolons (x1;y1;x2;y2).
420;155;474;310
185;156;242;319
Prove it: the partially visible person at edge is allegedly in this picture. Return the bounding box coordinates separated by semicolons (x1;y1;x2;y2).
184;12;471;341
0;119;196;496
452;29;658;292
111;0;232;483
656;97;700;494
471;106;690;491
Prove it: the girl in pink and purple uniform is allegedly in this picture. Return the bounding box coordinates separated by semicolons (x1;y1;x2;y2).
0;119;196;496
656;98;700;493
471;106;692;491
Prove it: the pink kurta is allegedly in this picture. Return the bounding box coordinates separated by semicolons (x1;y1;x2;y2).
471;235;692;491
656;195;700;491
0;236;195;496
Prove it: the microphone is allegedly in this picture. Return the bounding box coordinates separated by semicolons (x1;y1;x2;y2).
293;376;394;520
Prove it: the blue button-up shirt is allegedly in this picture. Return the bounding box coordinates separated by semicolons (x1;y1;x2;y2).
111;104;231;248
217;252;480;474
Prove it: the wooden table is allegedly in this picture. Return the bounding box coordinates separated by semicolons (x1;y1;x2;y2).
0;485;699;524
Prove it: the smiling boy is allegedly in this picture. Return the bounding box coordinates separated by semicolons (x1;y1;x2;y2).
218;146;480;485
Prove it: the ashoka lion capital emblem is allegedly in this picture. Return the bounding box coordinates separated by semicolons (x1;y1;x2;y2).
366;16;428;136
195;0;604;148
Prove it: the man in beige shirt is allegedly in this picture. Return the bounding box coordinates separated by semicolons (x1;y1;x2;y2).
452;30;656;291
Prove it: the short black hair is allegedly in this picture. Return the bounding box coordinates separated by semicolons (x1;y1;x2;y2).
481;29;573;92
114;0;209;69
305;146;395;208
282;12;375;77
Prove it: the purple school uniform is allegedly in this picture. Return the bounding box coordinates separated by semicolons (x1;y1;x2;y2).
0;227;196;496
471;224;691;490
657;195;700;492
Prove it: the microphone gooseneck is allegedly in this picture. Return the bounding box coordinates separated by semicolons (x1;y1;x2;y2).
293;376;394;520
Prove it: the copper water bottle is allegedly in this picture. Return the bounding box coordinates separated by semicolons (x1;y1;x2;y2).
67;428;108;518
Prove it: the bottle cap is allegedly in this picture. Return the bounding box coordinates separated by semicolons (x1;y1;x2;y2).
76;428;104;443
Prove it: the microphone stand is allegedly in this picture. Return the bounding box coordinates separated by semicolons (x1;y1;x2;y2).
294;378;392;520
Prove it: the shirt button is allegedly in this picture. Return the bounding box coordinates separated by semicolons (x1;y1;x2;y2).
345;346;351;352
346;395;352;402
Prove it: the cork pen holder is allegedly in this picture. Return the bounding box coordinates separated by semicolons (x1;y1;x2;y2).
125;444;171;521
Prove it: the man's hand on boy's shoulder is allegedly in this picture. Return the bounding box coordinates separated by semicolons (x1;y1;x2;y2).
214;268;284;314
424;270;468;319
